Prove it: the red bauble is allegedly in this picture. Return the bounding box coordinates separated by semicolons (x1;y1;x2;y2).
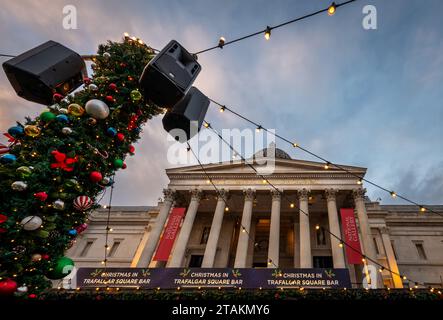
0;279;17;296
128;145;135;154
105;95;114;103
33;192;48;202
116;133;125;141
73;196;93;211
28;293;37;299
83;77;91;85
122;163;127;170
75;223;88;233
0;214;7;224
53;93;64;102
42;254;50;260
108;83;117;91
120;62;127;68
90;171;103;183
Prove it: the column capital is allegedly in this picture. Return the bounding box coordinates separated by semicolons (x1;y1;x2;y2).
217;189;229;201
352;188;367;201
297;188;310;201
380;226;389;235
190;188;203;201
244;188;256;201
163;188;176;201
271;189;281;201
325;189;338;201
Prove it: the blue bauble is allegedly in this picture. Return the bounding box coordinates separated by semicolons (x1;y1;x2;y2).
8;126;24;137
106;127;117;137
56;114;69;123
68;229;78;236
0;154;17;164
133;127;141;134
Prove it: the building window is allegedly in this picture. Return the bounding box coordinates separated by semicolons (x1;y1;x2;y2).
316;227;326;246
188;255;203;267
80;240;94;257
414;242;427;260
313;256;333;268
391;241;398;259
108;240;122;257
200;227;210;244
373;237;379;255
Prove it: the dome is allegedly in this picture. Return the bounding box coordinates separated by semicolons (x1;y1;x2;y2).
252;142;291;160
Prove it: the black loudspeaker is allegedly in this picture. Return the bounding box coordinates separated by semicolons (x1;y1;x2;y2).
162;87;209;142
139;40;201;108
2;41;86;105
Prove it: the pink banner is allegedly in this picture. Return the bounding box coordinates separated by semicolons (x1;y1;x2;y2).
153;207;186;261
340;208;363;265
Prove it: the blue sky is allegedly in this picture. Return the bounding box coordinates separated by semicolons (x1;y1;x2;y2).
0;0;442;205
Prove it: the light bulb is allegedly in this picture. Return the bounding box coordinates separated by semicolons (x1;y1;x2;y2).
264;26;271;40
328;2;336;16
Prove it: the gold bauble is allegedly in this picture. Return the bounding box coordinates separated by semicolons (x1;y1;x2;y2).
24;125;41;137
67;103;85;116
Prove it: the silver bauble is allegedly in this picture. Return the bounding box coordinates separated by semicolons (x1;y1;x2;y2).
103;52;111;59
11;181;27;191
17;286;28;293
101;177;111;185
59;108;69;114
61;97;70;104
48;104;60;111
85;99;110;119
61;127;73;135
20;216;42;231
88;84;98;91
53;199;65;210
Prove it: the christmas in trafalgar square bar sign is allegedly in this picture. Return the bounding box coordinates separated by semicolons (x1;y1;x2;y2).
75;268;351;289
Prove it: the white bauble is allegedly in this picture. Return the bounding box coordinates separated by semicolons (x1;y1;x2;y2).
53;199;65;210
11;181;27;191
61;127;73;135
17;285;28;293
20;216;43;231
59;108;68;114
85;99;110;119
88;84;98;91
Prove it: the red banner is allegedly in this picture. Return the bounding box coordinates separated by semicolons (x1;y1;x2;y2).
340;208;363;264
153;207;186;261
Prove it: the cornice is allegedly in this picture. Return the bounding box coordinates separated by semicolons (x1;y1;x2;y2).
168;173;362;180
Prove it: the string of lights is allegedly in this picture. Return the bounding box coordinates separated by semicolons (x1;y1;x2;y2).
193;0;357;55
186;141;278;267
208;98;443;219
203;121;436;290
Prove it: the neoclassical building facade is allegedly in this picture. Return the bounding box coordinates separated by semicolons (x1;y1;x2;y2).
66;148;443;289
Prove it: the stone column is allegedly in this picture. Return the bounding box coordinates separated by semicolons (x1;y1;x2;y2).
202;189;228;267
380;227;403;288
267;189;281;267
325;189;346;268
234;188;255;268
298;189;312;268
353;188;380;288
136;189;175;267
169;189;202;267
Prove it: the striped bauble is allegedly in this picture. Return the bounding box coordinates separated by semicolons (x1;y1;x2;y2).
73;195;93;211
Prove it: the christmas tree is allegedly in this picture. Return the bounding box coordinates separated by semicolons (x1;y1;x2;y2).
0;37;161;296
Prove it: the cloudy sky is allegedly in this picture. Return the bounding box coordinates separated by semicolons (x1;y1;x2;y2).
0;0;442;206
